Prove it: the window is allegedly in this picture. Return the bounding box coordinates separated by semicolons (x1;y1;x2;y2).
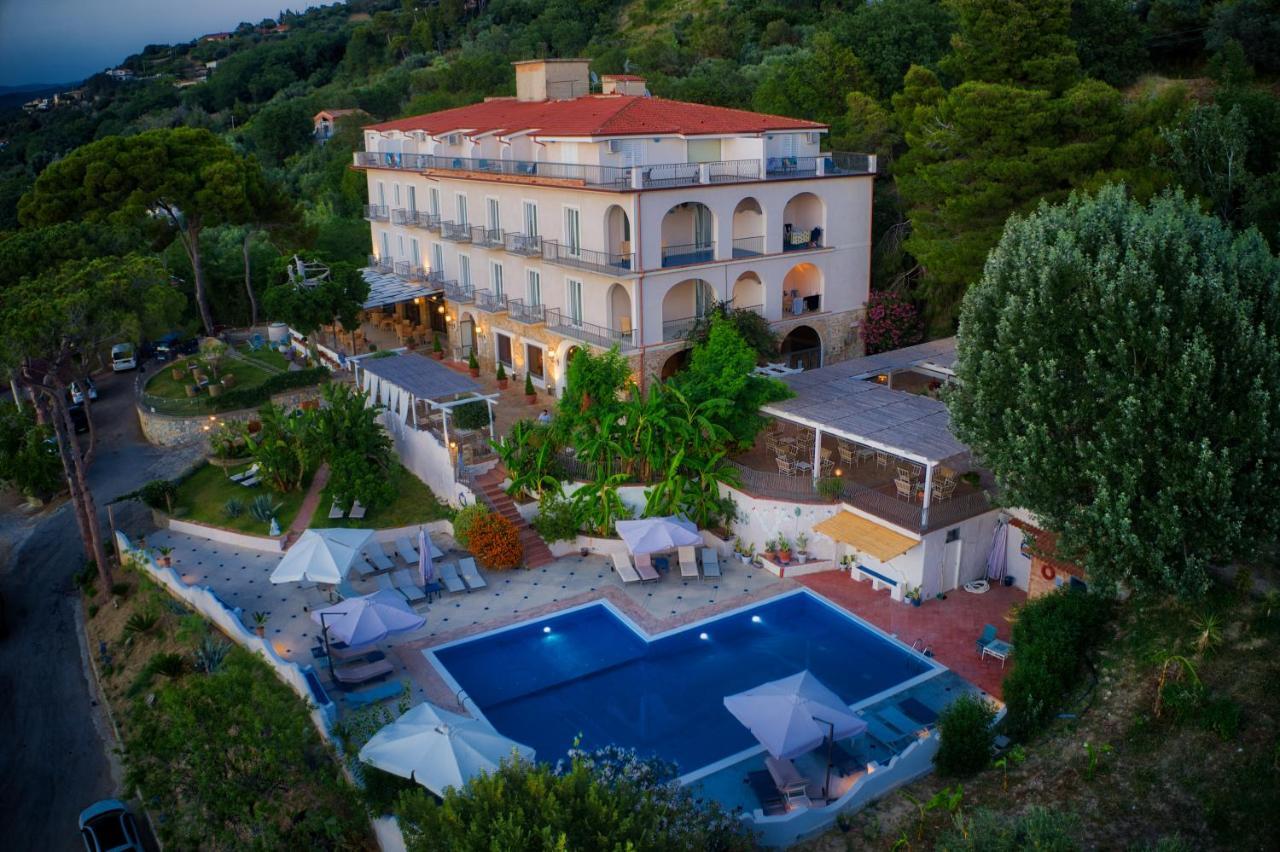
429;187;440;216
490;261;504;299
564;208;581;256
523;201;538;237
694;205;713;248
487;197;501;233
394;184;401;206
432;243;444;276
407;185;416;212
567;278;583;326
377;182;386;206
945;528;960;543
411;239;421;268
397;235;404;256
496;332;513;368
526;344;544;380
526;269;541;306
459;255;471;289
456;193;469;226
380;232;390;259
694;280;710;316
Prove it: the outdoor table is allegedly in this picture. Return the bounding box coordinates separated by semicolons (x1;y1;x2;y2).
652;556;670;573
424;581;443;603
982;639;1013;668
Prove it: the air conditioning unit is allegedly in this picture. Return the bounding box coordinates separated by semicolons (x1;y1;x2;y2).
445;133;461;146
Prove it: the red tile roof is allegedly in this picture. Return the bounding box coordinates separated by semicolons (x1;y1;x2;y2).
365;94;825;139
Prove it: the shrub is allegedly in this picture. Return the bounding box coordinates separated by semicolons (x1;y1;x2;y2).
861;290;923;355
122;609;160;641
451;503;489;549
934;694;996;776
432;333;442;353
935;806;1079;851
467;349;479;370
138;478;177;512
532;492;581;543
816;476;843;500
496;362;506;381
524;372;535;396
213;367;329;411
193;637;231;674
222;497;245;518
1002;590;1111;739
249;494;282;523
468;512;524;569
452;400;490;431
110;581;131;598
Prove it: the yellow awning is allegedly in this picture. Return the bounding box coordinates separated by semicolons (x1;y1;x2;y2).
813;512;918;562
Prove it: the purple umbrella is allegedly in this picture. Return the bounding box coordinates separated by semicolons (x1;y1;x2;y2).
418;526;436;587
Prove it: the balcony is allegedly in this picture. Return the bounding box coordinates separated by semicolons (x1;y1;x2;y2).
412;211;441;232
541;240;635;275
354;150;632;189
391;208;412;225
367;254;393;274
660;242;715;268
441;221;471;242
783;293;822;317
545;307;636;351
363;204;389;222
504;232;542;257
507;299;545;325
732;236;765;258
443;279;473;303
662;313;713;342
783;229;824;253
473;289;507;313
471;226;503;248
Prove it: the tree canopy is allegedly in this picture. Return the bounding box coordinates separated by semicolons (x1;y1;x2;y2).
949;185;1280;597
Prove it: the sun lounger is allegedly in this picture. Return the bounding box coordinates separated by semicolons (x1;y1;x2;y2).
745;770;789;816
349;500;367;520
345;680;403;708
458;557;487;590
333;658;393;687
365;546;394;573
229;463;260;483
391;569;428;604
328;642;381;662
334;579;360;600
374;572;404;599
395;537;419;565
438;562;467;593
239;474;261;488
610;552;642;584
764;756;812;806
678;546;699;579
328;501;345;519
700;547;721;579
634;552;660;583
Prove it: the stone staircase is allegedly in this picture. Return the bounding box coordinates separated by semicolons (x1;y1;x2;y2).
470;466;556;568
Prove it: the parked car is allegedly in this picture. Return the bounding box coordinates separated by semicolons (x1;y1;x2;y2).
153;332;197;362
66;403;89;434
78;799;143;852
69;378;98;404
110;343;137;372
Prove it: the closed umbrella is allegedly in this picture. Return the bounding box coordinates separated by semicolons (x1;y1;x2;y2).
615;516;701;555
269;528;374;585
418;526;436;588
986;518;1009;583
309;589;425;647
359;703;535;796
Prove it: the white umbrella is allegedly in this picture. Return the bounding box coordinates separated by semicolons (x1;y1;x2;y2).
615;516;701;555
360;703;535;796
723;670;866;760
986;517;1009;582
269;528;374;585
309;589;425;647
418;526;436;587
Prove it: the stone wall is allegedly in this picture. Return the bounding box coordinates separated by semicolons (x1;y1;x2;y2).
136;386;325;448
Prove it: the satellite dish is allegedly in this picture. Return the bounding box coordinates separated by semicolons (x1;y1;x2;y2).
589;70;600;85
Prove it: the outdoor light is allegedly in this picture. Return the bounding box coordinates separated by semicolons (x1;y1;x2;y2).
699;632;709;640
543;626;552;634
751;615;762;624
835;468;843;477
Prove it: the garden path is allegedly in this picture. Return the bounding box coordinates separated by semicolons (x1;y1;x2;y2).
287;463;330;542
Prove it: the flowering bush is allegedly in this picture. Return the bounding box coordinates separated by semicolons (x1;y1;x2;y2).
450;503;489;549
862;290;924;354
467;511;524;569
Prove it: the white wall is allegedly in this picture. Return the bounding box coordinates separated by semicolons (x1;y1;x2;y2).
378;409;476;509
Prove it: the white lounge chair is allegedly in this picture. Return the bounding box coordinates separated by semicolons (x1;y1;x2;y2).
364;546;394;573
328;501;346;520
438;562;467;593
701;547;721;579
239;474;261;488
229;463;260;483
395;537;419;565
391;569;428;604
610;552;641;585
333;658;393;687
634;552;660;583
375;572;402;599
349;500;367;520
458;557;487;591
678;546;700;580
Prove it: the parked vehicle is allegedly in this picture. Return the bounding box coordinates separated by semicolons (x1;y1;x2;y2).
69;378;98;404
66;403;89;434
78;799;143;852
153;332;197;361
110;343;137;372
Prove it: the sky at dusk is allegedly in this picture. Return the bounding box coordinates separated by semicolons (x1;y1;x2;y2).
0;0;315;87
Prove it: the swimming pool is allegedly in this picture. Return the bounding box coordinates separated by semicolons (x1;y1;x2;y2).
428;591;940;774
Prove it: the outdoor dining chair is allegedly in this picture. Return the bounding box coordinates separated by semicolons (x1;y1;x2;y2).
838;442;854;468
894;478;913;500
876;450;890;470
776;456;795;476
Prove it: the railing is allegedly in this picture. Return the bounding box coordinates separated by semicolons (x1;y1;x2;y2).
640;162;700;188
363;204;389;221
541;239;635;275
473;289;507;313
731;302;764;315
662;313;713;342
441;221;471;242
443;279;473;302
828;152;875;174
411;211;440;231
732;236;765;257
471;226;503;247
506;299;545;325
391;208;411;225
394;260;410;277
503;232;542;256
545;307;636;351
727;461;825;502
783;229;824;252
661;242;716;268
367;254;393;273
354;150;633;188
708;158;763;183
784;293;822;317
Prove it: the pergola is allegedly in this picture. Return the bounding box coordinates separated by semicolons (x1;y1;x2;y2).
352;351;498;446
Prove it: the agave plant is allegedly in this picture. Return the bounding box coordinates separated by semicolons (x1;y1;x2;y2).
222;497;245;519
193;636;231;673
249;494;282;524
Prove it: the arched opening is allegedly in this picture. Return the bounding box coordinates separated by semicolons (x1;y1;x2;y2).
662;278;715;341
782;192;825;252
458;311;478;359
607;283;633;338
660;349;691;380
604;205;632;268
731;197;765;257
780;325;822;371
731;272;764;313
660;201;716;267
782;262;823;316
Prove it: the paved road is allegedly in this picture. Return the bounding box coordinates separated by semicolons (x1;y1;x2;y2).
0;368;199;851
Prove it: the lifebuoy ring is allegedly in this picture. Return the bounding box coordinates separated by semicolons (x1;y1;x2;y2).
1040;563;1056;581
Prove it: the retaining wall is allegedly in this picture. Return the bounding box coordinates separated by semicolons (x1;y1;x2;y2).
136;385;325;448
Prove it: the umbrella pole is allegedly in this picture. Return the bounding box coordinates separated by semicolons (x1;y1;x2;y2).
820;718;835;800
319;611;336;679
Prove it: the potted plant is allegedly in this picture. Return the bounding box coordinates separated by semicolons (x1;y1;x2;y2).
776;535;792;564
468;350;481;377
251;611;268;637
795;532;809;563
154;545;173;568
524;372;537;404
738;542;754;565
432;334;445;360
905;585;922;607
763;537;777;562
496;362;508;389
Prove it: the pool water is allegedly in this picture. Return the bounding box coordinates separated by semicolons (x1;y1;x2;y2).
430;592;937;774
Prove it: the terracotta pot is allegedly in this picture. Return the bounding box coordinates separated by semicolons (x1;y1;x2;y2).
497;379;508;390
158;556;171;568
255;626;266;638
526;393;537;405
432;351;444;360
469;367;480;377
777;548;791;563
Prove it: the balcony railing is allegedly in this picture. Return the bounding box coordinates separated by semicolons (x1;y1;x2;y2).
783;229;824;252
473;289;507;313
661;242;716;268
363;204;389;221
440;221;471;242
731;236;765;257
391;208;412;225
503;232;542;256
507;299;545;325
367;254;393;273
411;211;440;232
662;313;713;342
707;159;763;183
443;279;473;303
471;226;503;248
783;293;822;317
541;240;635;275
354;150;633;188
545;307;636;351
730;302;764;316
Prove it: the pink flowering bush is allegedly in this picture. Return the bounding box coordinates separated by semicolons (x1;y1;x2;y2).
862;290;924;354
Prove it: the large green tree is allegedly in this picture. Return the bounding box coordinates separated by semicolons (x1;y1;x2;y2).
18;127;273;335
949;185;1280;597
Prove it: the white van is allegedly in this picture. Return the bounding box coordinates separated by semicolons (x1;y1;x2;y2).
111;343;137;372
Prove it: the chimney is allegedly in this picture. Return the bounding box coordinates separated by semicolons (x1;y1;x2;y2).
601;75;648;96
513;59;592;102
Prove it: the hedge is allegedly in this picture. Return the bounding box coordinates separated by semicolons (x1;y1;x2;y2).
213;367;329;411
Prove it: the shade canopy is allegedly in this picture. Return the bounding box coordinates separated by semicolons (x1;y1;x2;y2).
309;589;425;646
359;703;535;796
614;516;701;555
812;512;917;563
270;528;374;585
723;670;867;759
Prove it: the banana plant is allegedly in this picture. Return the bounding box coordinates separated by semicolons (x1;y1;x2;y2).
571;469;632;537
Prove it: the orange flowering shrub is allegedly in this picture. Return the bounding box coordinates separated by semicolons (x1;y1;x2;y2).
468;512;524;570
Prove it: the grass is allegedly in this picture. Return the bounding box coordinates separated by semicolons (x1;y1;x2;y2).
320;463;453;529
236;343;290;371
144;355;276;401
172;462;308;535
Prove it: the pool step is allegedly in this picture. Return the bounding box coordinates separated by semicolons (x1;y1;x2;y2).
471;466;556;569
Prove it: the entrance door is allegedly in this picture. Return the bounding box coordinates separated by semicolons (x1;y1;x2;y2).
526;344;544;382
496;332;513;368
944;535;963;592
458;316;476;359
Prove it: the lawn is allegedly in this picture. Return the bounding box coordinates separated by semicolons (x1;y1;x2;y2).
236;343;290;372
172;462;308;535
144;355;276;401
320;463;453;529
